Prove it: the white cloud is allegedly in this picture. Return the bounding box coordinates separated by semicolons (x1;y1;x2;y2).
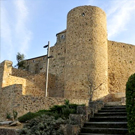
1;6;13;60
87;0;96;6
15;0;28;33
107;0;135;39
14;0;32;54
87;0;135;41
1;0;32;63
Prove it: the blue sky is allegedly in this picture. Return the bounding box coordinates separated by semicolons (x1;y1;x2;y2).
1;0;135;65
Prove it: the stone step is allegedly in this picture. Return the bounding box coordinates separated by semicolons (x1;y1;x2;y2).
79;133;125;135
104;105;126;107
89;117;127;122
81;127;128;134
101;108;126;111
98;109;126;112
94;116;127;118
105;100;126;106
104;106;126;109
94;112;127;117
79;104;128;134
84;122;127;128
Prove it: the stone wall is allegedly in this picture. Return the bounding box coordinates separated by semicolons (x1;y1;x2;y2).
0;83;89;121
108;40;135;95
0;128;18;135
0;61;89;120
0;84;64;120
24;32;66;97
22;5;135;102
24;55;47;74
1;61;44;96
1;6;135;116
12;68;56;96
0;61;56;97
65;6;109;100
0;61;4;90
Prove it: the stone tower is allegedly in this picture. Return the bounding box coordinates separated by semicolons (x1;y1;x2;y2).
65;6;109;100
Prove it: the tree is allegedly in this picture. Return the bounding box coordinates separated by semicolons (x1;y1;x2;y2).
15;52;26;69
126;73;135;134
82;75;103;101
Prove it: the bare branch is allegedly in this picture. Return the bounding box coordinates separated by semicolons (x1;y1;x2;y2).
94;83;103;90
82;75;104;101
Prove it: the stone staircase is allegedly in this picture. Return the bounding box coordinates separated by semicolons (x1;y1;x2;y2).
79;105;128;135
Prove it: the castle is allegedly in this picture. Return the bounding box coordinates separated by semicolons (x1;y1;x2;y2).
24;5;135;100
0;5;135;120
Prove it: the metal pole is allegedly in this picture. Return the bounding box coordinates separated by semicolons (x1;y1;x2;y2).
45;41;50;97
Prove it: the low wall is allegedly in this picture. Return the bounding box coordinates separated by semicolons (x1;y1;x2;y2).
0;84;89;121
0;128;18;135
0;61;56;97
12;68;56;92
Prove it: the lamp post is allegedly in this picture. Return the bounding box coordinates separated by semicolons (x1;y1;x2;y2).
43;41;53;97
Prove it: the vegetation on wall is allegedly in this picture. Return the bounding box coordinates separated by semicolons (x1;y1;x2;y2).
6;110;18;121
126;73;135;134
18;100;84;135
18;100;84;122
15;52;26;69
18;115;66;135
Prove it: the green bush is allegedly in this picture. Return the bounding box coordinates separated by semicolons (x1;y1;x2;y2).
50;105;64;114
35;109;49;116
13;110;18;120
18;100;85;122
18;115;66;135
126;73;135;134
18;112;37;122
6;113;12;120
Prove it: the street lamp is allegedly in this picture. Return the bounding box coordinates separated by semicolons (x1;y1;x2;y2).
43;41;53;97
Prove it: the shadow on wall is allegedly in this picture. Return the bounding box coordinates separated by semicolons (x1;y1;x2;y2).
0;60;56;97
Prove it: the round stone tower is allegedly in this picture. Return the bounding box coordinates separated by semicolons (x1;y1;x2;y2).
64;6;109;100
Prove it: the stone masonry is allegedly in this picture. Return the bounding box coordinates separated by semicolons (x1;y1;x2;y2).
0;5;135;120
24;5;135;100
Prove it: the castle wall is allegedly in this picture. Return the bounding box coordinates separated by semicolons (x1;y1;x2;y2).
0;61;89;121
0;62;4;90
0;84;89;121
0;61;56;97
24;32;66;97
0;84;65;120
108;40;135;95
0;85;22;120
2;5;135;121
12;68;56;96
49;39;66;97
24;55;47;74
65;6;109;100
0;61;12;90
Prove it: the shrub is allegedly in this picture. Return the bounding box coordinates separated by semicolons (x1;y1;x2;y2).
6;112;12;120
50;105;64;114
18;112;37;122
126;73;135;134
18;100;85;122
18;115;66;135
62;108;75;118
13;110;18;120
35;110;49;116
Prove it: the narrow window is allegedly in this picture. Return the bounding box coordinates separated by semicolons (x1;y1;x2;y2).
82;13;85;16
61;35;65;39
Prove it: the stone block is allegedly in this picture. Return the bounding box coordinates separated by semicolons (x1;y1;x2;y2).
69;114;86;127
63;124;80;135
77;105;87;115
